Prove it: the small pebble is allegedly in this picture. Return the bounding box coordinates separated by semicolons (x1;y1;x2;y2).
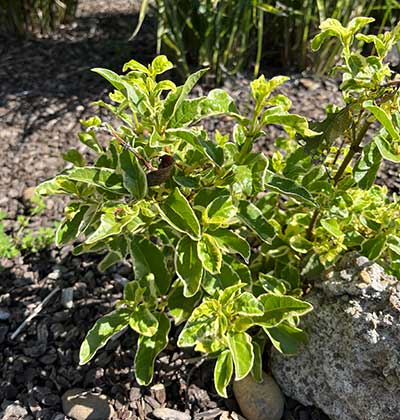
151;383;166;405
61;287;74;309
0;310;10;321
48;269;62;280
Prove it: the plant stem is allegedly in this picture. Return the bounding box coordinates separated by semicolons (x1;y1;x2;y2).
333;118;371;185
306;208;319;241
307;117;371;240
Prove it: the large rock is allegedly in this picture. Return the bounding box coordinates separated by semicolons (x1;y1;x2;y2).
271;253;400;420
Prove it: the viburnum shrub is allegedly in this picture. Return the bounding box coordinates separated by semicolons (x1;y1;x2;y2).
37;17;400;397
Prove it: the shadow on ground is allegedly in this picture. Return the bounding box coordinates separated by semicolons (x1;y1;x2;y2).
0;11;157;142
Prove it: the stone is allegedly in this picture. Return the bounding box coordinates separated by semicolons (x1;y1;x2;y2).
150;383;166;405
62;388;114;420
271;252;400;420
220;412;246;420
232;372;284;420
0;310;10;321
61;287;74;309
152;407;191;420
1;401;29;419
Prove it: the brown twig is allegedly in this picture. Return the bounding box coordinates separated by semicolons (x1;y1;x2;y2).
108;127;155;171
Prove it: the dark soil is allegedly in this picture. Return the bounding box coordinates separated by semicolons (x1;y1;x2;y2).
0;1;398;419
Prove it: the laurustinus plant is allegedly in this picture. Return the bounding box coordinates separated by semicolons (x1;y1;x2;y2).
37;17;400;397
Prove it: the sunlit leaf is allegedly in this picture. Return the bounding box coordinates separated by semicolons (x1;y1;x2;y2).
175;236;203;297
214;350;233;397
80;309;130;364
134;312;171;385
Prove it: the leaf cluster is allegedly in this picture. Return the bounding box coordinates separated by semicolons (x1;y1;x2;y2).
38;19;400;396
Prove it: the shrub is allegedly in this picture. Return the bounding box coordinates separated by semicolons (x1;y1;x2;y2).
38;18;400;395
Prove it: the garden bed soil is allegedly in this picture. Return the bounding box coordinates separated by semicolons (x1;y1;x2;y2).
0;1;398;419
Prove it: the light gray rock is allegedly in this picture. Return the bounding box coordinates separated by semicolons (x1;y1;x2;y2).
271;252;400;420
62;388;114;420
233;372;284;420
1;401;31;419
152;407;191;420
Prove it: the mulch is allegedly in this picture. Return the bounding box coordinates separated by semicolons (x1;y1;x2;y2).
0;1;398;419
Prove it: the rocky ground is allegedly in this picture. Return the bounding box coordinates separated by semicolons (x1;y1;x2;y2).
0;1;398;419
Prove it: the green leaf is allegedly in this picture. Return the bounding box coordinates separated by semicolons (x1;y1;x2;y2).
163;68;208;124
177;301;217;347
197;233;222;274
387;235;400;256
263;113;319;137
134;312;171;386
251;340;263;383
79;309;130;364
92;68;125;91
129;306;159;336
206;196;236;225
85;209;144;245
169;129;224;167
251;153;269;193
175;236;203;297
219;283;246;305
353;142;382;189
55;204;90;245
62;149;86;167
361;233;387;260
266;321;308;355
266;172;317;206
234;292;264;316
123;59;149;73
259;273;287;295
199;89;238;117
210;228;250;262
251;75;289;105
374;132;400;163
124;280;144;303
194;187;229;208
289;234;313;254
66;167;126;194
233;165;253;196
119;149;148;199
86;212;140;244
320;218;343;238
364;100;399;140
311;17;374;51
202;261;242;295
227;331;254;380
150;55;173;75
98;251;122;272
158;188;201;240
168;282;202;325
168;98;205;128
303;106;352;156
214;350;233;397
129;237;171;294
255;294;313;329
237;201;275;242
